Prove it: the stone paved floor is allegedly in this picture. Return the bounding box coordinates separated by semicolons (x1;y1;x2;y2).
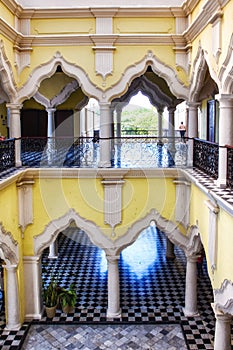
21;324;188;350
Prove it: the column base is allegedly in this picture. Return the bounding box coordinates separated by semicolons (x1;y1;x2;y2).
107;308;122;319
98;161;112;168
182;307;199;317
24;311;43;321
5;323;21;331
215;178;227;189
15;161;22;167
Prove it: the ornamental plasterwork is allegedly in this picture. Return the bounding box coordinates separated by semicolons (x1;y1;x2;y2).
33;80;79;108
103;50;189;103
219;34;233;94
17;178;34;234
34;208;113;256
205;199;219;272
0;40;17;102
0;223;19;265
210;11;223;64
214;279;233;316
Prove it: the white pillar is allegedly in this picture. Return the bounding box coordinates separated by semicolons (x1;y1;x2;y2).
168;106;176;151
23;256;43;320
4;264;21;330
157;108;164;142
106;255;121;318
183;255;199;317
166;238;175;260
74;109;81;138
48;241;58;259
215;94;233;188
214;310;232;350
6;103;23;167
46;108;56;163
187;102;199;167
99;103;112;167
116;105;122;138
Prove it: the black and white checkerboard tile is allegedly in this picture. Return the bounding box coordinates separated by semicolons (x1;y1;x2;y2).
0;225;232;349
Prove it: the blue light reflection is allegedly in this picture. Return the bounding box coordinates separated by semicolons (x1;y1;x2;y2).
121;226;158;279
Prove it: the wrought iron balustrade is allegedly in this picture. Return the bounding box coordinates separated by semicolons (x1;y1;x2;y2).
0;138;15;172
193;138;219;178
20;136;188;169
227;145;233;188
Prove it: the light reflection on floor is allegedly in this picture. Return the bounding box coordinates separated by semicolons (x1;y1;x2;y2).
121;227;158;279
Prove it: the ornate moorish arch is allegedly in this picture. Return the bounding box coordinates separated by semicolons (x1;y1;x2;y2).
0;40;17;103
104;50;189;103
17;51;104;104
189;43;220;102
0;223;21;330
219;34;233;94
34;208;114;256
104;208;202;257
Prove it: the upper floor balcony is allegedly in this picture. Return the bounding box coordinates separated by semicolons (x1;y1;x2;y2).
1;135;232;189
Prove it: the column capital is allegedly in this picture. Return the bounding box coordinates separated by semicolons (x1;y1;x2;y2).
186;254;199;263
167;106;176;113
187;101;200;109
106;255;120;263
6;103;23;111
46;107;56;113
215;94;233;107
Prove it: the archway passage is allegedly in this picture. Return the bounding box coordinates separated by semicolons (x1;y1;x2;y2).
35;224;215;349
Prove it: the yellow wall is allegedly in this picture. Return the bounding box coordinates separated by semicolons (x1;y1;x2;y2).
113;17;175;34
0;2;15;27
30;18;95;35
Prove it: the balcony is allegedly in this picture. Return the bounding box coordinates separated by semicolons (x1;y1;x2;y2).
0;136;231;188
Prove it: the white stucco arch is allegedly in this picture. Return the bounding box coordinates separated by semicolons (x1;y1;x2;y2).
0;41;17;103
219;34;233;94
0;223;19;265
17;51;104;104
34;208;114;256
189;44;220;102
104;50;189;103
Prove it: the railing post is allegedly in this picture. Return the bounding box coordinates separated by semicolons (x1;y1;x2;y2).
6;103;23;167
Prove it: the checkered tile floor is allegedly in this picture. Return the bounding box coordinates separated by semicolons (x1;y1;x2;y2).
1;225;232;349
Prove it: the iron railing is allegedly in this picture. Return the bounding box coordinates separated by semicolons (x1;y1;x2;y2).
0;138;15;172
227;145;233;189
193;138;219;179
19;136;188;169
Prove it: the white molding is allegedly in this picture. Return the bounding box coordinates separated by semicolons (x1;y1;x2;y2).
214;279;233;315
33;208;114;256
0;223;19;265
104;50;189;103
204;199;219;272
210;11;223;64
0;40;17;102
17;51;103;103
17;179;34;234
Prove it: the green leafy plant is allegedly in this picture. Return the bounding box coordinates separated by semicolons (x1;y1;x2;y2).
43;277;59;308
59;283;77;311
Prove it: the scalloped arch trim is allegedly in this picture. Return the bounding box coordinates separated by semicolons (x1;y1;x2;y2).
0;223;19;265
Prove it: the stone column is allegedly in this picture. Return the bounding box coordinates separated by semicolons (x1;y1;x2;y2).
48;241;58;259
99;103;112;167
4;264;21;330
213;310;232;350
157;108;164;143
168;106;176;152
116;105;122;139
187;102;199;167
215;94;233;188
166;238;175;260
106;255;121;318
46;108;56;163
183;255;199;317
6;103;23;167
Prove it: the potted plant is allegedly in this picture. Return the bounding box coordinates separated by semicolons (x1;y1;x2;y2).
59;283;77;314
42;277;59;318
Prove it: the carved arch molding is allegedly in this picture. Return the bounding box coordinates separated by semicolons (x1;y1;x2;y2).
0;223;19;265
34;208;202;258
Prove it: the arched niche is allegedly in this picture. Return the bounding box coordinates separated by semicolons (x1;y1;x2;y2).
189;43;220;102
34;208;113;256
17;52;104;104
104;50;189;103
